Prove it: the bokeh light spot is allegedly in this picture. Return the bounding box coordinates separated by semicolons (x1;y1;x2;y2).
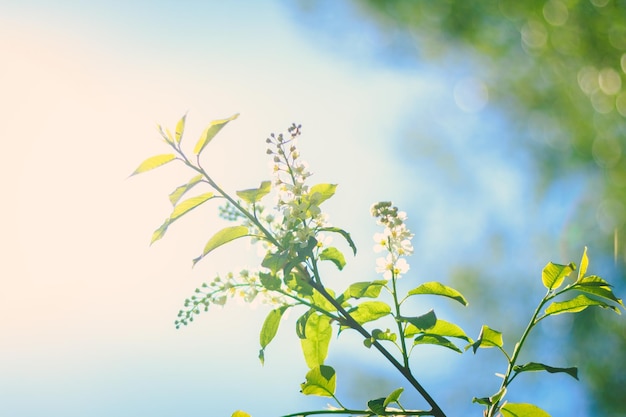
590;0;610;7
521;20;548;51
590;90;615;113
592;135;622;167
578;66;599;94
598;67;622;95
609;26;626;51
453;77;488;113
543;0;569;26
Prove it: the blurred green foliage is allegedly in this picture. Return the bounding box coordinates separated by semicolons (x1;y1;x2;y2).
356;0;626;253
298;0;626;415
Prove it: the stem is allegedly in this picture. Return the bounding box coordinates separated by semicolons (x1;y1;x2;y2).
174;149;282;249
391;272;410;368
307;259;446;417
486;289;552;417
280;408;432;417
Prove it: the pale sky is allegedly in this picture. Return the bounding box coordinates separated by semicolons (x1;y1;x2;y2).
0;2;444;416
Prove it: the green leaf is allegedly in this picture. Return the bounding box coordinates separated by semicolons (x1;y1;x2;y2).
283;270;314;297
150;218;171;245
349;301;391;325
541;261;575;290
193;225;248;266
319;247;346;270
311;288;337;313
470;325;503;353
169;174;203;206
345;280;387;300
572;276;624;307
130;154;176;176
308;183;337;205
150;192;215;244
383;387;404;407
262;251;289;274
364;329;397;348
236;181;271;204
300;365;336;397
544;294;620;317
319;227;357;255
513;362;578;380
175;113;187;144
193;113;239;155
259;306;288;365
296;309;314;339
501;403;551;417
400;310;437;331
301;313;332;369
231;411;251;417
578;246;588;281
259;272;281;291
170;192;215;222
367;398;387;415
407;281;468;306
413;334;462;353
371;328;397;342
406;319;472;342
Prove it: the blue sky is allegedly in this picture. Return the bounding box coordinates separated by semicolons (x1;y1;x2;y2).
0;1;600;416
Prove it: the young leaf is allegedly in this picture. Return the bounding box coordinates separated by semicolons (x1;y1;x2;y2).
319;226;357;255
513;362;578;380
541;261;575;290
319;247;346;270
170;192;215;221
400;310;437;331
407;282;468;306
150;192;215;245
236;181;271;204
259;306;288;365
371;328;397;342
301;313;332;369
578;246;588;281
169;174;203;206
500;402;551;417
150;218;171;245
300;365;336;397
413;334;462;353
383;387;404;407
349;301;391;325
156;124;172;144
193;113;239;155
544;294;620;317
175;113;187;144
130;154;176;176
572;276;624;307
308;183;337;205
470;325;503;353
367;398;387;415
193;225;249;266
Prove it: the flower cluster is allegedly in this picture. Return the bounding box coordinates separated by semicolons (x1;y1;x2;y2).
266;124;329;250
371;201;414;280
175;269;289;328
